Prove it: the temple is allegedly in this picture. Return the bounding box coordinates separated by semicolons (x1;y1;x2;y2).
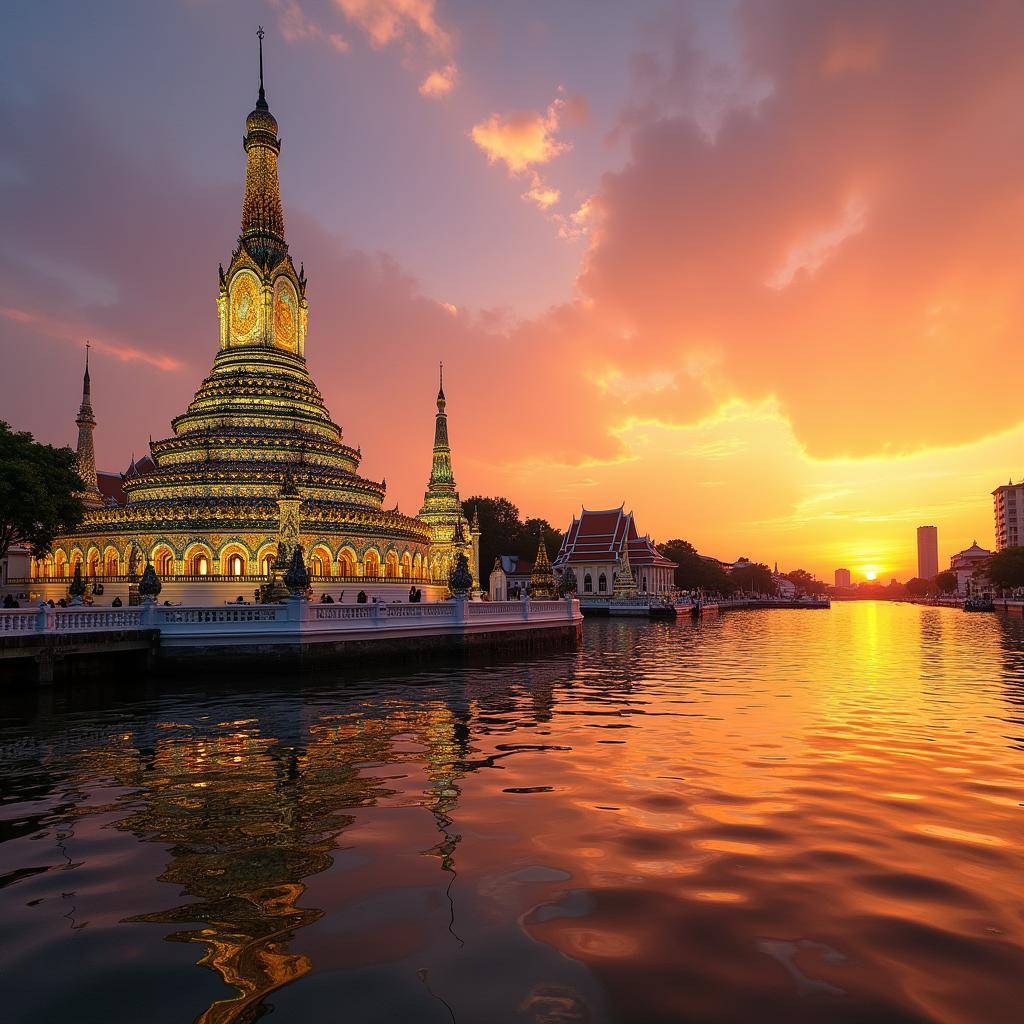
554;506;676;596
31;31;475;605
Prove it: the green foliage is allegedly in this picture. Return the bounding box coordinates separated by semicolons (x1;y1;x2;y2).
985;547;1024;590
657;539;733;594
462;497;563;589
934;570;958;594
0;421;85;562
904;577;933;597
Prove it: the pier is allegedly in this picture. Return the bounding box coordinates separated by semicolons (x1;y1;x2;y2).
0;598;582;683
579;595;830;617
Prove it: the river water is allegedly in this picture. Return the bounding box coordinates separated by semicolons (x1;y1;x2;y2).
1;602;1022;1023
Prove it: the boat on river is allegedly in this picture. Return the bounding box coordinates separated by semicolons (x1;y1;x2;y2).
964;596;995;612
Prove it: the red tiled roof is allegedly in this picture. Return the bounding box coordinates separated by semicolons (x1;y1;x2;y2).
95;453;155;507
97;471;125;506
554;506;675;569
124;454;155;478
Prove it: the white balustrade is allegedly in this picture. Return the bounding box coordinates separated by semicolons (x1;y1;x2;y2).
0;606;145;635
0;610;39;635
0;597;581;645
312;605;373;620
157;606;284;625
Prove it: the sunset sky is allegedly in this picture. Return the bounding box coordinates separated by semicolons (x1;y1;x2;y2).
2;0;1022;581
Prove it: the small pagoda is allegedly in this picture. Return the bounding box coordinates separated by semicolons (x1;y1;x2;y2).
529;531;558;599
613;537;639;597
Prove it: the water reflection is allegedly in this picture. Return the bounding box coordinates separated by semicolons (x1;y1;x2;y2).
1;604;1023;1023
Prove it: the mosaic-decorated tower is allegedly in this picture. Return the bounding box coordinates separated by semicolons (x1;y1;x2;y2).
39;30;432;596
73;345;104;510
417;364;473;584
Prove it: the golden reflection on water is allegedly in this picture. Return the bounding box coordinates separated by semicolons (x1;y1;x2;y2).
1;603;1024;1023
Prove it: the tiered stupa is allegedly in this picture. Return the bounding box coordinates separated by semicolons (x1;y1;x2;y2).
528;532;558;599
417;364;474;584
38;30;434;598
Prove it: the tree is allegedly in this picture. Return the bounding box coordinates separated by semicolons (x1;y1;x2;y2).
0;421;84;563
731;562;775;595
934;570;958;594
461;498;563;591
520;517;563;563
657;539;733;594
905;577;933;598
785;569;827;596
985;547;1024;591
462;497;522;591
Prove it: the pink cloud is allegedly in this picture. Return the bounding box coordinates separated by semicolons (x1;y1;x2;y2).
271;0;350;51
1;306;180;371
334;0;451;53
418;63;457;98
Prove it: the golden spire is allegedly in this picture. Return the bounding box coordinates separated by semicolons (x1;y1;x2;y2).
241;26;286;265
426;363;454;489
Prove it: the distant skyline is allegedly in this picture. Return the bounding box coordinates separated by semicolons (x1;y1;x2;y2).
2;1;1021;578
917;525;938;581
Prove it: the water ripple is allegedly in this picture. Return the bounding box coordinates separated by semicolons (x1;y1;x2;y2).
0;603;1022;1022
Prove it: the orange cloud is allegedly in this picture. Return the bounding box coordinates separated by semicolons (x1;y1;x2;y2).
522;180;561;210
418;63;457;98
471;99;571;173
765;196;868;289
556;195;598;240
577;0;1024;465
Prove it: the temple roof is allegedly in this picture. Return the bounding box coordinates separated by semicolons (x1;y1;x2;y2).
498;555;532;576
97;471;125;506
554;506;675;569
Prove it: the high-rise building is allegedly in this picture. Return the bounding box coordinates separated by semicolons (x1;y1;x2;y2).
834;568;851;588
992;480;1024;550
917;526;938;580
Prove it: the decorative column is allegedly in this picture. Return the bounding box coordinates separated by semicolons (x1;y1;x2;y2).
470;506;482;599
266;465;302;601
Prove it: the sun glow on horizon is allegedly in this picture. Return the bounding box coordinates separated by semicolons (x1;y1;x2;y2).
864;568;879;581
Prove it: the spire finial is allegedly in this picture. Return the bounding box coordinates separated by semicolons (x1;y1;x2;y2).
257;25;267;109
437;360;446;404
82;341;92;394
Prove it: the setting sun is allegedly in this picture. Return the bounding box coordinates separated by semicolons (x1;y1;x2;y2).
865;569;878;581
